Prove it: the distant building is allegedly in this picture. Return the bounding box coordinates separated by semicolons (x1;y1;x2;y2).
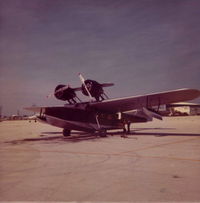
151;103;200;116
10;115;24;120
190;107;200;115
166;103;200;116
151;105;170;116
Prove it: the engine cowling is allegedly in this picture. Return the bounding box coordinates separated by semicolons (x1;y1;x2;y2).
54;84;76;102
81;80;104;101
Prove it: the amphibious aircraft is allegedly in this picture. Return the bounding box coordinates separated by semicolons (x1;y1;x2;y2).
25;74;200;136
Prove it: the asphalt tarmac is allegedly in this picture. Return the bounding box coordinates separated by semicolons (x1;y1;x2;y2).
0;116;200;202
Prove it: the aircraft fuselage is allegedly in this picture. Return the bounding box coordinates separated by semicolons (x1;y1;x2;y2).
38;106;124;132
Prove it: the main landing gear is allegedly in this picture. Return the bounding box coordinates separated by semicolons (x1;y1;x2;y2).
63;129;71;137
121;123;131;138
98;129;107;137
127;122;131;134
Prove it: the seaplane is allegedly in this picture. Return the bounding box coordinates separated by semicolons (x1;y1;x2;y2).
25;74;200;137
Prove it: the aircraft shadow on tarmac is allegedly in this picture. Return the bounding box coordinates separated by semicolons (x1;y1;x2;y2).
133;127;200;137
5;127;200;145
6;132;103;145
125;132;200;137
108;127;200;137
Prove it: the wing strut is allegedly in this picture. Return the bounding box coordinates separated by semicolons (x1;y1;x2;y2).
95;115;101;129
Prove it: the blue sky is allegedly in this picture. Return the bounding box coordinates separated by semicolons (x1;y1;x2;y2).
0;0;200;115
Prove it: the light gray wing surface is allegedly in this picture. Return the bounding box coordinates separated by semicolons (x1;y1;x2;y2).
89;88;200;113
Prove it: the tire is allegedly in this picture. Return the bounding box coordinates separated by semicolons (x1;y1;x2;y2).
63;129;71;137
99;129;107;137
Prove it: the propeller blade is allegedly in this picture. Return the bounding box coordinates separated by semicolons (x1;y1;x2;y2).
54;85;69;94
78;73;93;101
46;93;53;98
47;85;69;99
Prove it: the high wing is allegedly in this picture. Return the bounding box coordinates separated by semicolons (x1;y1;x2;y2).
89;88;200;113
25;88;200;114
24;106;69;113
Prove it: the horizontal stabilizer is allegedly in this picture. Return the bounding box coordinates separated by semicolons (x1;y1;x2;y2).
124;107;162;121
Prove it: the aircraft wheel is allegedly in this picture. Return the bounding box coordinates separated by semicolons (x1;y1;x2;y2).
99;129;107;137
123;127;127;133
63;129;71;137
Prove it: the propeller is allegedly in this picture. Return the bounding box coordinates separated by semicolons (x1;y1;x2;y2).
78;73;94;101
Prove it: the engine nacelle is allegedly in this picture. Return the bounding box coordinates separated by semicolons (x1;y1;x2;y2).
54;84;77;103
81;80;104;101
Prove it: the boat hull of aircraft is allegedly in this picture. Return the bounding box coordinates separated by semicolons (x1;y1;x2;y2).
37;106;125;133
